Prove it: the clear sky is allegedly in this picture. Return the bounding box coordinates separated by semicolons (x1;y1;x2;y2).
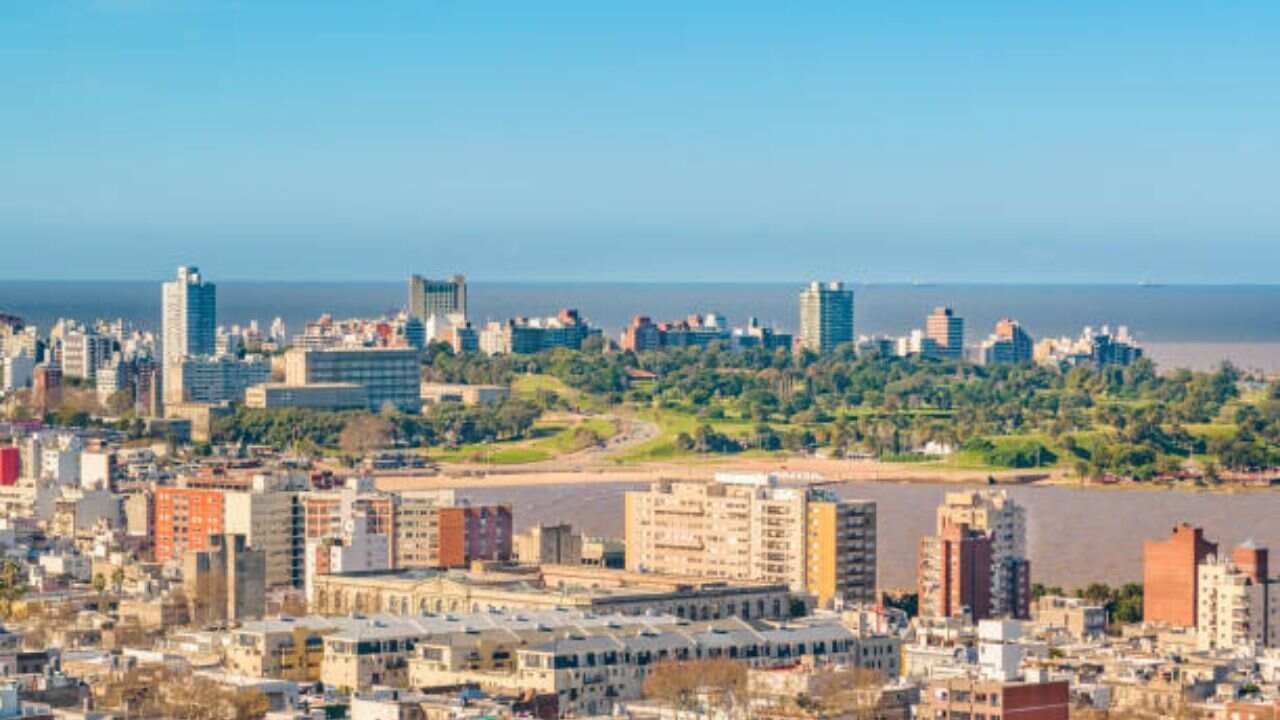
2;1;1278;282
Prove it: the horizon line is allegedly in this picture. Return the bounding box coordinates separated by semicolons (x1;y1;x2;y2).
2;277;1279;288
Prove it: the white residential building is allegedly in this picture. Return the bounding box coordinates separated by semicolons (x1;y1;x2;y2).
1;353;34;393
161;265;217;371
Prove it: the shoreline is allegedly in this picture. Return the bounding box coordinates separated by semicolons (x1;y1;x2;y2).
372;457;1274;494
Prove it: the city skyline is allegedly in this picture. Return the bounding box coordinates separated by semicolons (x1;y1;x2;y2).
2;4;1280;718
4;2;1280;283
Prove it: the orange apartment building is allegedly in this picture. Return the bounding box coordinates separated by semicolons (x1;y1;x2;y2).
1143;524;1218;627
154;487;226;562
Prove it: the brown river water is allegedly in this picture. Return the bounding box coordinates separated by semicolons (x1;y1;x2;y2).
460;481;1280;590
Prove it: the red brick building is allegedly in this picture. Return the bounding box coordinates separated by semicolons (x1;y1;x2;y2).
1143;524;1217;627
923;677;1069;719
919;521;993;621
0;447;18;487
154;487;226;562
1234;542;1269;583
437;505;512;568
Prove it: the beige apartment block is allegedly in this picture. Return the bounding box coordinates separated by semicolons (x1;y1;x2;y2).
625;474;876;608
393;489;456;569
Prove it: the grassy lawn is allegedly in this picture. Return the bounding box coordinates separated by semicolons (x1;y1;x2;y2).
512;373;577;399
925;432;1069;472
609;406;761;463
1185;423;1238;442
422;414;620;464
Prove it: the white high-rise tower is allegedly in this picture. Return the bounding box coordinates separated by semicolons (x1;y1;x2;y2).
162;265;217;370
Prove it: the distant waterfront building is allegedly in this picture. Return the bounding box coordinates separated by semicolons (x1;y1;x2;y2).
981;318;1035;365
925;307;964;359
799;281;854;354
624;474;877;607
621;316;662;353
1034;324;1143;368
283;347;421;413
856;335;897;358
161;265;216;371
446;323;479;354
478;310;601;355
402;316;426;349
408;274;467;323
899;328;941;359
734;317;793;351
1144;524;1218;628
619;313;730;352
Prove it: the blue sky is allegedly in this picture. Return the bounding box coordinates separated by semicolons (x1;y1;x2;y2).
2;1;1278;282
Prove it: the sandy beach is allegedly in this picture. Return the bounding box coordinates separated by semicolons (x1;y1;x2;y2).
372;456;1059;492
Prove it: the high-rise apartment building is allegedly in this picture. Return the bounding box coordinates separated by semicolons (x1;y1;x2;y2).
162;265;216;370
925;307;964;359
982;318;1035;365
806;494;878;607
935;490;1031;619
408;274;467;323
284;347;421;413
1197;544;1280;653
918;521;993;620
1144;524;1218;628
799;281;854;354
624;474;877;607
